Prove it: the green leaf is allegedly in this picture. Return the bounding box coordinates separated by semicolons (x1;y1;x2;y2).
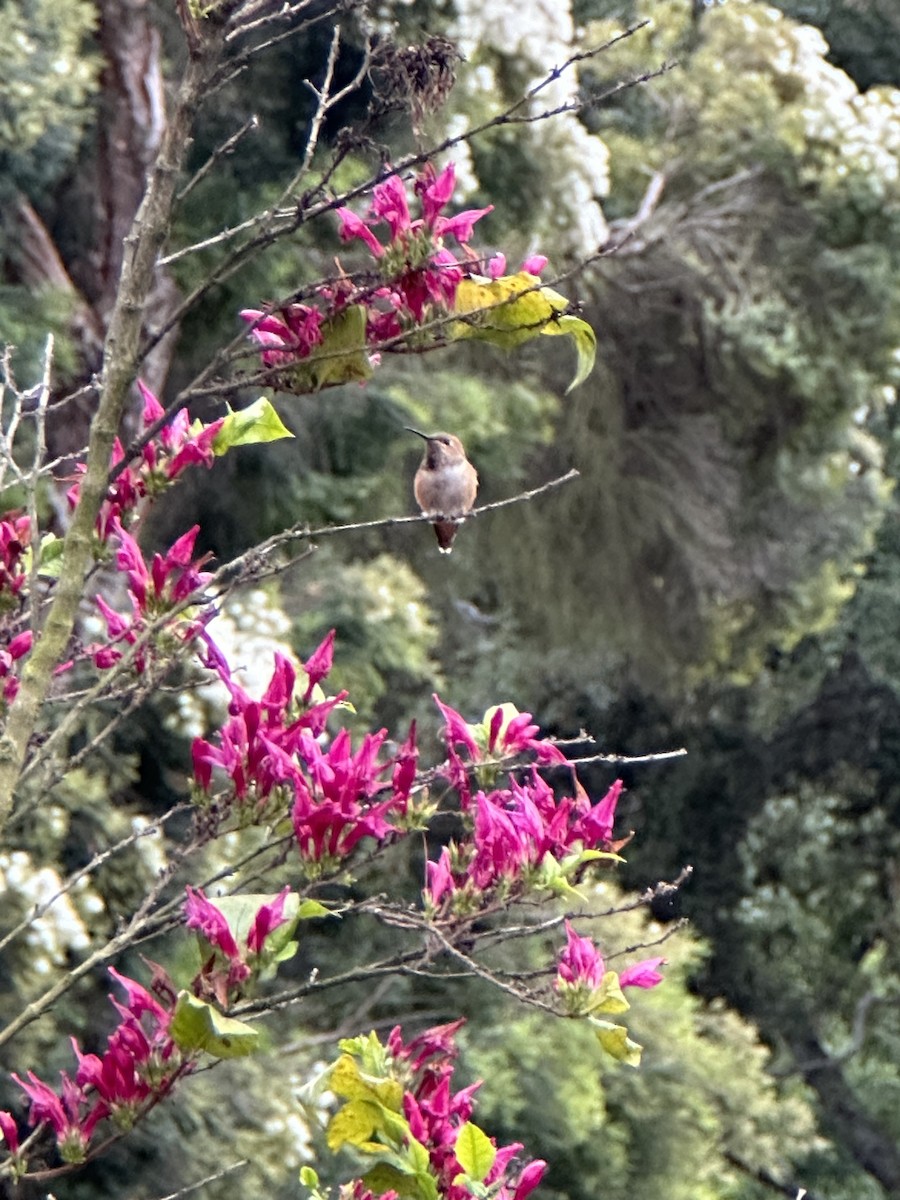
592;1019;643;1067
363;1163;438;1200
272;939;299;965
454;1123;496;1183
451;272;596;391
405;1136;433;1175
169;991;260;1059
573;849;626;866
35;533;65;579
299;1166;319;1188
212;396;294;454
363;1163;418;1196
297;899;331;920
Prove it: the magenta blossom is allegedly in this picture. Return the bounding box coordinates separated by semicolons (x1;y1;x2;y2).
377;1021;544;1200
433;696;566;804
337;163;491;321
0;1110;20;1158
11;1070;107;1163
422;767;628;915
184;886;242;960
239;305;325;368
89;522;215;674
0;513;30;600
184;886;300;999
66;383;222;537
619;957;666;989
0;629;32;706
246;885;292;955
9;967;181;1166
302;628;336;700
556;920;605;990
136;380;224;479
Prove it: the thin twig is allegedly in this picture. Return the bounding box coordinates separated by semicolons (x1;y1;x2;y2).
26;337;53;640
142;1159;251;1200
0;805;187;957
176;114;260;203
564;747;687;767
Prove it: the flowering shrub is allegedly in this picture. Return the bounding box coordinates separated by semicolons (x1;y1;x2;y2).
240;162;595;394
310;1022;547;1200
7;970;183;1167
0;128;663;1193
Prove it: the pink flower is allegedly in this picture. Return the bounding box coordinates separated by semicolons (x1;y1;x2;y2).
107;967;170;1025
247;886;292;954
302;628;336;699
291;728;404;864
0;630;32;706
184;886;241;960
391;720;418;809
370;174;413;240
569;779;623;847
486;705;567;765
433;206;493;247
513;1159;547;1200
417;162;456;227
424;847;455;908
488;252;506;278
619;957;666;989
521;254;548;276
433;695;480;758
240;306;325;369
336;207;386;258
374;1021;542;1200
0;1110;20;1155
11;1070;107;1163
556;920;605;990
0;513;30;597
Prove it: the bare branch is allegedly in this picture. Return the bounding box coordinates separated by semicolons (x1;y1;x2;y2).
147;1159;251;1200
177;114;260;204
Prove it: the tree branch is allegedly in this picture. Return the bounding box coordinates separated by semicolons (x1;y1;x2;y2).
0;31;227;832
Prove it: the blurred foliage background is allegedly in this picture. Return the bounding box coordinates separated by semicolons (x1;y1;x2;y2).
3;0;900;1197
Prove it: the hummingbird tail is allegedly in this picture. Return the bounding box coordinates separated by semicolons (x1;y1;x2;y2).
433;520;458;552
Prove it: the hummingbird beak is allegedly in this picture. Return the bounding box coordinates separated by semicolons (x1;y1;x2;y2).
404;426;431;441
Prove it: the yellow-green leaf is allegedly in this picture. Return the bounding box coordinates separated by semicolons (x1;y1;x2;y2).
590;970;630;1015
330;1055;405;1111
35;533;65;579
212;396;293;454
451;273;596;391
326;1098;384;1151
544;314;596;393
593;1020;643;1067
454;1123;496;1183
169;991;260;1059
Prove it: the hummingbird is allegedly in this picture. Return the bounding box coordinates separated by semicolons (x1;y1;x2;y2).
406;427;479;554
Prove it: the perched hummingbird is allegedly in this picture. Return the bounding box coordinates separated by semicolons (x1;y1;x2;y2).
406;427;479;554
